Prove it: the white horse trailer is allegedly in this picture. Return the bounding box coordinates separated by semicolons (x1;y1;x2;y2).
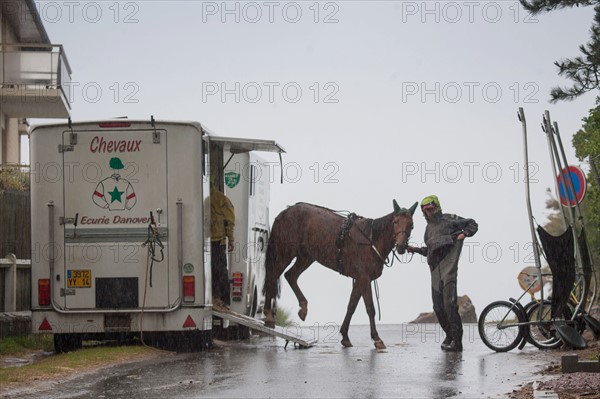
30;119;284;352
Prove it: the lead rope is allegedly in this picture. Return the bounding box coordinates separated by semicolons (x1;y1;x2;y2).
140;244;151;347
143;214;164;288
358;217;416;321
374;249;414;321
385;249;413;268
140;212;162;348
374;279;382;321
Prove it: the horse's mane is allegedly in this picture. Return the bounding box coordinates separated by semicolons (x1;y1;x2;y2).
294;202;395;240
369;212;394;241
294;202;364;219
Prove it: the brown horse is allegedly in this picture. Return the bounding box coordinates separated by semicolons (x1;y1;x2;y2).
262;200;418;349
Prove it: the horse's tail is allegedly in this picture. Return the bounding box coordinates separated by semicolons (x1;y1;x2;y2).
262;219;282;300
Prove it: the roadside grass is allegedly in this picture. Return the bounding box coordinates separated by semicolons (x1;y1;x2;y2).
0;334;54;356
275;306;294;327
0;344;161;385
0;335;164;386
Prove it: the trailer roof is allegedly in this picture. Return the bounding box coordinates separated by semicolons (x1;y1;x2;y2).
206;136;286;154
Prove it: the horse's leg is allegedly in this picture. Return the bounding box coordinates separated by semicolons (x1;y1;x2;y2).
283;255;313;321
263;275;277;328
263;249;295;328
340;280;362;348
263;297;275;328
361;280;386;349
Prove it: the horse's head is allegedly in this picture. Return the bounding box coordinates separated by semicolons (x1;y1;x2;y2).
392;200;418;254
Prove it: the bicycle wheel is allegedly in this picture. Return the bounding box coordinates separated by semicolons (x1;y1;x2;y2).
478;300;525;352
525;301;563;350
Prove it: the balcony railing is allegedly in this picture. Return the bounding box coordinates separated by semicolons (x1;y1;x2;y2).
0;43;73;107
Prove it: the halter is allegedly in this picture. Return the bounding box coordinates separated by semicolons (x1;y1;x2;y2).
366;214;413;267
392;213;412;250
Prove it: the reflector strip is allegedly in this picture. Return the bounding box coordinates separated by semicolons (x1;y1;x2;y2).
39;318;52;331
183;315;197;328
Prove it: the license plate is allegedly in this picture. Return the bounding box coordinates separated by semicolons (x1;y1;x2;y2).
67;269;91;288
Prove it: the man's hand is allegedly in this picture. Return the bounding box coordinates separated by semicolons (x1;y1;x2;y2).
406;246;416;253
227;240;234;252
456;233;466;241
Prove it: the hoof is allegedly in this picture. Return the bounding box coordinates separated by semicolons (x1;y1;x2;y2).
298;309;307;321
374;340;386;350
264;309;275;328
341;339;353;348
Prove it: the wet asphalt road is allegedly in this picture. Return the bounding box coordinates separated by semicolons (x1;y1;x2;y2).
5;324;556;399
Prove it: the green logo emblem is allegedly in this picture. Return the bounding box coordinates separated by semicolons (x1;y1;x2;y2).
224;172;240;188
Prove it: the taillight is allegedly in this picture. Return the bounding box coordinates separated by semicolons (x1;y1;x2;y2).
183;276;195;303
232;272;243;301
38;279;50;306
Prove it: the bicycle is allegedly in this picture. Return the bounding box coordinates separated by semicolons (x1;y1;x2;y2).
478;268;597;352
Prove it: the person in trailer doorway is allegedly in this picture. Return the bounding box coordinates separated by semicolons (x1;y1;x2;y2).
407;195;478;352
210;176;235;307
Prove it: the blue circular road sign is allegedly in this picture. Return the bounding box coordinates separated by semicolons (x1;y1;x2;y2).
557;165;587;207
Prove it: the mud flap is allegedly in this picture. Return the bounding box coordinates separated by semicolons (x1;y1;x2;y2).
583;314;600;338
509;298;529;350
554;320;587;349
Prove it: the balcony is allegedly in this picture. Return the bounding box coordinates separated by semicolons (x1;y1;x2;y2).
0;43;72;118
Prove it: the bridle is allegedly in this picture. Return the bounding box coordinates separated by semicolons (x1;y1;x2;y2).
392;213;413;253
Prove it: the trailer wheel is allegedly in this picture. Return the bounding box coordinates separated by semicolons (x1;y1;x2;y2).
54;333;83;353
146;331;212;352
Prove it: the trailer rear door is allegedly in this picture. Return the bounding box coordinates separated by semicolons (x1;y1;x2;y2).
60;127;170;310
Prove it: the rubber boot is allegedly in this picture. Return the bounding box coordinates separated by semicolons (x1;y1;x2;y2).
445;327;463;352
440;335;453;351
442;281;463;352
444;339;462;352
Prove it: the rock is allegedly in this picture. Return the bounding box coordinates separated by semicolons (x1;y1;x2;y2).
411;312;438;323
410;295;477;323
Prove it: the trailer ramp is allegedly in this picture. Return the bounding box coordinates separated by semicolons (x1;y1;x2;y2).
212;306;316;349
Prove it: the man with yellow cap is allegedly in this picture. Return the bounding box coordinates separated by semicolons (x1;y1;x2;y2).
210;176;235;307
408;195;478;352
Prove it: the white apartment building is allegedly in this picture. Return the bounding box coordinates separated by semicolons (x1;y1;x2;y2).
1;0;72;165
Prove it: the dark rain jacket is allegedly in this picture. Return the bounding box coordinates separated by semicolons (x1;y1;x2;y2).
413;212;478;267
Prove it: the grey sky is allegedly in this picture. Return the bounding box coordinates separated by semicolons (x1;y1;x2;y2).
32;1;597;325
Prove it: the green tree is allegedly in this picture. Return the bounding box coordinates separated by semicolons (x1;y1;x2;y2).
543;188;567;235
519;0;600;102
573;102;600;263
0;167;29;192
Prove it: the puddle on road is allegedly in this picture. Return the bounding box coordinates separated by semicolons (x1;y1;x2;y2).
2;358;31;367
0;351;53;368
